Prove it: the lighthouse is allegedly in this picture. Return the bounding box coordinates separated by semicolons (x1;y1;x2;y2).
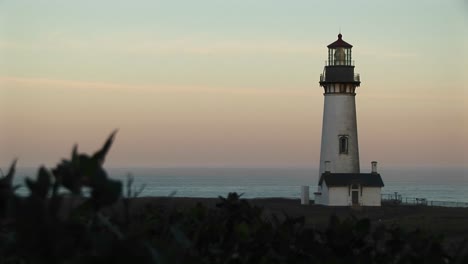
318;33;360;175
314;34;384;206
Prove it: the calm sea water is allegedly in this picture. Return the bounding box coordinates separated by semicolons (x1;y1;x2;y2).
10;167;468;202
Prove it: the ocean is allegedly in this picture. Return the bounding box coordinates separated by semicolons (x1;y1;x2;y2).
11;166;468;203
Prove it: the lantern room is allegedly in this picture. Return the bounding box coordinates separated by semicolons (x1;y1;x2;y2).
320;33;360;86
327;33;353;66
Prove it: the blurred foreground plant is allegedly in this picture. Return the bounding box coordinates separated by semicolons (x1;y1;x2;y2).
0;131;159;263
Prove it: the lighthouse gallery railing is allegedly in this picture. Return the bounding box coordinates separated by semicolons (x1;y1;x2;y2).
320;73;360;83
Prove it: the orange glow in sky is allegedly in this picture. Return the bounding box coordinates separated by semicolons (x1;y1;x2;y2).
0;0;466;168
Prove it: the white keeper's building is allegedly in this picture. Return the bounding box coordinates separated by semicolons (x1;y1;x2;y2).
314;34;384;206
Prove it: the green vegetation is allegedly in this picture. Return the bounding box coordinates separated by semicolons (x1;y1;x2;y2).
0;133;466;263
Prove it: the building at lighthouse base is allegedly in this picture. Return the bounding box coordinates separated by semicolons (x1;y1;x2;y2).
314;171;384;206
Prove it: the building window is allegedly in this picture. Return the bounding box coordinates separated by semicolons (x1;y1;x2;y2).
339;136;348;154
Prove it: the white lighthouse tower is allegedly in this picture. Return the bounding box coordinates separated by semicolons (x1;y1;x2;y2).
318;33;360;174
314;34;384;206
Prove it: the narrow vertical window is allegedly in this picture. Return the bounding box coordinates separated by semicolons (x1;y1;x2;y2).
339;136;348;154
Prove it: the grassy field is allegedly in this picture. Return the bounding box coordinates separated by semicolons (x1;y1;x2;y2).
130;197;468;246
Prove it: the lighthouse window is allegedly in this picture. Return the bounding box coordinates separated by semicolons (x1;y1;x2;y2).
339;136;348;154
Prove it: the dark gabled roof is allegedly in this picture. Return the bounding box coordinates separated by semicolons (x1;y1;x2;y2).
319;172;384;187
327;33;353;48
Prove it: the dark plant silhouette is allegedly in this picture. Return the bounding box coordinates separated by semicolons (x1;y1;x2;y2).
0;132;466;263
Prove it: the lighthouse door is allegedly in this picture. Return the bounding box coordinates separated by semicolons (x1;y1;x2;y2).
351;184;359;205
352;191;359;205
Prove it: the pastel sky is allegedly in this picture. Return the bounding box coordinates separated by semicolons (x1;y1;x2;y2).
0;0;467;168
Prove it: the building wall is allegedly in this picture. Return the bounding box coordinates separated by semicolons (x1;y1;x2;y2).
315;182;330;205
327;186;349;206
319;94;360;174
318;185;382;206
361;187;381;206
